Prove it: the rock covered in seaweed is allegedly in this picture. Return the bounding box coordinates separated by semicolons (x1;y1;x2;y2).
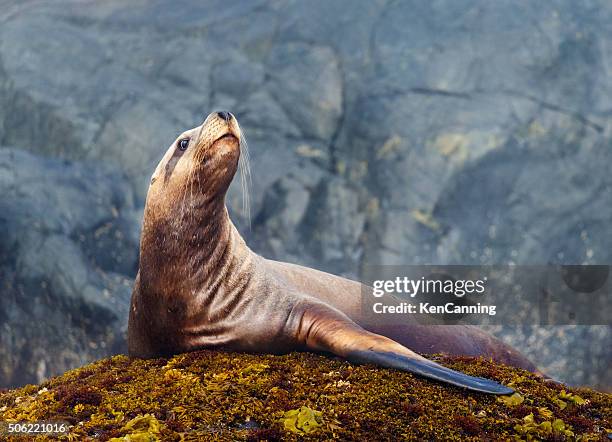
0;351;610;441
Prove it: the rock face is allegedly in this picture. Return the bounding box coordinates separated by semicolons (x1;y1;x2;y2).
0;1;610;388
0;149;140;387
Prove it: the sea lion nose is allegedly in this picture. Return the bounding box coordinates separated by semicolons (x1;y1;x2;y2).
217;111;232;122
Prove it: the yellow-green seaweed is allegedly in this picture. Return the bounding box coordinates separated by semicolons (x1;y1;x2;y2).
0;351;609;441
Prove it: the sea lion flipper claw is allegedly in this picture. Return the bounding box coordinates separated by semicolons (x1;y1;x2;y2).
293;302;513;395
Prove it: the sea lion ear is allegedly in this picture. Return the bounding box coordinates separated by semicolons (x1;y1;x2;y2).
290;302;514;395
150;145;173;185
150;162;164;185
150;163;162;184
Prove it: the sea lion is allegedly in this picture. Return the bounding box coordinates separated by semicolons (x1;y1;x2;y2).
128;111;536;394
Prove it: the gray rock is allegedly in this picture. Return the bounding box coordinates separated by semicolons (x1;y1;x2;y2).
0;0;610;389
0;148;139;387
266;42;343;140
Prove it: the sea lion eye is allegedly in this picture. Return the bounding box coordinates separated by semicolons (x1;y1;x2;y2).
178;138;190;151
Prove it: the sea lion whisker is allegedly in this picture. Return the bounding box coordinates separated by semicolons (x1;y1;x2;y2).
238;128;252;229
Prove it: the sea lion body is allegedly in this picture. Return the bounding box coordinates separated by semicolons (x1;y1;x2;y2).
265;259;537;370
129;111;537;394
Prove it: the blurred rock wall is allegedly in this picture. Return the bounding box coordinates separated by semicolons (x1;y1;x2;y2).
0;0;610;388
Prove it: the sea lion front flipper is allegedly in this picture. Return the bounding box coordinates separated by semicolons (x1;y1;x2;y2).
290;302;513;395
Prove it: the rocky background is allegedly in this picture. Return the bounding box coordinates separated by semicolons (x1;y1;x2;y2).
0;0;610;389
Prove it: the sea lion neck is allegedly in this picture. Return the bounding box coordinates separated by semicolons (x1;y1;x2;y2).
138;195;248;297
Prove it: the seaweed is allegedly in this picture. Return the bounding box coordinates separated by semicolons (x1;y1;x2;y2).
0;351;609;441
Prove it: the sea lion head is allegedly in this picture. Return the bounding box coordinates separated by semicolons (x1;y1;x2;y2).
146;111;242;214
139;110;245;290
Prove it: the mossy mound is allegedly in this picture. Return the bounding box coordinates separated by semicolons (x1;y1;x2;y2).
0;351;610;441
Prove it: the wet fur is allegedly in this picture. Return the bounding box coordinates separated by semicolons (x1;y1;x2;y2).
128;112;537;394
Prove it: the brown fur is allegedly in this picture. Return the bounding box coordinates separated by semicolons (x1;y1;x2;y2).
128;111;538;394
